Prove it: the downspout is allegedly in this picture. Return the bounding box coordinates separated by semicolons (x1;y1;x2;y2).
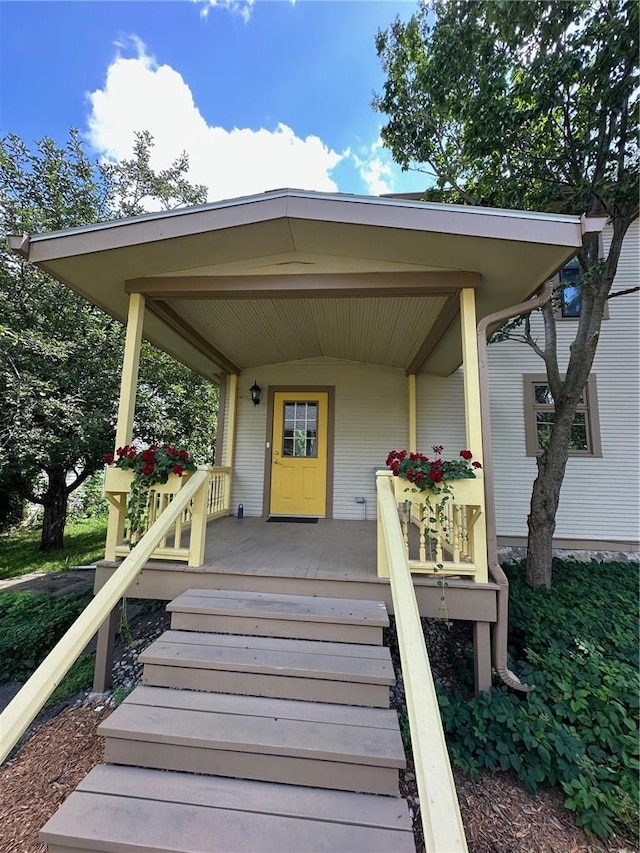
476;281;553;692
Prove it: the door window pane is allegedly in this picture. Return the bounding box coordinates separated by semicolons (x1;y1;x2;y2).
282;402;318;457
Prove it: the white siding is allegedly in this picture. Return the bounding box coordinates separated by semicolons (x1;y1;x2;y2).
230;358;408;519
486;221;640;542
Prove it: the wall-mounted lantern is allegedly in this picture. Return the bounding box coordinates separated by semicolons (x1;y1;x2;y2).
249;380;262;406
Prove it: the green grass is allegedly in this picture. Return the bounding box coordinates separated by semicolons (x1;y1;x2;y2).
0;516;107;580
45;654;96;707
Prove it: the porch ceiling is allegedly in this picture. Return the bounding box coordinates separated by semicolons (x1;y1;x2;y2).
10;189;602;380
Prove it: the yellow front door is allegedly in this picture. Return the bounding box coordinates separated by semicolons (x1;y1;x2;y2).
270;391;328;516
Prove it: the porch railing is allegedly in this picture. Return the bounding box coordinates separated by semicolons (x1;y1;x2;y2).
104;465;231;566
376;471;468;852
0;468;211;764
390;475;488;583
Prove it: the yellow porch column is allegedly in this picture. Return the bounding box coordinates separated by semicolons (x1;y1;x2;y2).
223;374;238;509
408;374;417;453
105;292;145;561
459;288;488;582
460;288;483;459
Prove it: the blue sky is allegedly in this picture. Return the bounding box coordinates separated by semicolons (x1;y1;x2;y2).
0;0;422;201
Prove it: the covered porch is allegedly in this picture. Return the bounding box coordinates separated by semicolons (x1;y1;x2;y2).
9;188;601;696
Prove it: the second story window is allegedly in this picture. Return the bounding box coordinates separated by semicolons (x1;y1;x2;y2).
559;257;582;317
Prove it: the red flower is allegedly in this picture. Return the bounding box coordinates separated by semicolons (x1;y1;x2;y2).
472;461;483;469
140;449;156;463
172;464;184;476
429;468;444;483
103;453;115;464
141;463;155;477
460;450;473;460
178;449;189;461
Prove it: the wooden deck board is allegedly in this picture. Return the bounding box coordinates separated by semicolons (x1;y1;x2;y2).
119;685;399;728
76;765;412;831
140;635;394;684
201;518;378;579
168;589;389;625
99;698;404;767
42;788;415;851
146;630;389;658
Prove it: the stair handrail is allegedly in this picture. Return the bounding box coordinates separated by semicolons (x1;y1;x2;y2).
377;470;468;853
0;467;210;764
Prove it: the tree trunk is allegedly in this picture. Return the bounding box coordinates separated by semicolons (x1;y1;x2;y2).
525;394;580;587
39;468;68;551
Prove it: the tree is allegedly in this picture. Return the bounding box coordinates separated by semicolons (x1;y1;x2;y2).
374;0;639;587
0;131;215;550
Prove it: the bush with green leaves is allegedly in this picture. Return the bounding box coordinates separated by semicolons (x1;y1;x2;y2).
437;559;639;841
0;591;88;681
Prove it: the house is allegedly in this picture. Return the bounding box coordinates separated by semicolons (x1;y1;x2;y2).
4;189;615;850
488;218;639;557
6;189;612;677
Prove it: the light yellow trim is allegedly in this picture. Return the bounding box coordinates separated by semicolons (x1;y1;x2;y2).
460;289;483;459
224;374;238;469
0;469;209;764
408;374;417;453
114;292;145;449
377;471;468;852
105;292;146;561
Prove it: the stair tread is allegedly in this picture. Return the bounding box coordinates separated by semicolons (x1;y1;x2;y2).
140;632;394;685
118;685;398;728
42;789;415;852
168;589;389;626
148;629;390;659
78;765;412;829
99;688;405;767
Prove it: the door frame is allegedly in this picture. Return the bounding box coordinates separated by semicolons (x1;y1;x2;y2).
262;385;335;518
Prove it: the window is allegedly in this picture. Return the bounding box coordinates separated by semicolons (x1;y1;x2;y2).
555;251;608;320
559;257;582;317
282;401;318;457
523;374;602;457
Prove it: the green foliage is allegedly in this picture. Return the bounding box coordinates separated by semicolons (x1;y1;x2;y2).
0;516;107;580
0;591;88;681
375;0;639;586
45;653;95;707
67;473;109;521
437;559;639;840
0;130;217;551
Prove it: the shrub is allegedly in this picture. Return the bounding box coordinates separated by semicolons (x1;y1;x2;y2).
0;591;88;681
437;559;639;841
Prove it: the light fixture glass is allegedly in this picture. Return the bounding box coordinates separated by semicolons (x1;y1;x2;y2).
249;380;262;406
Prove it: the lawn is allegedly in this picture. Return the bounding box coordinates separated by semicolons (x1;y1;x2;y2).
0;516;107;580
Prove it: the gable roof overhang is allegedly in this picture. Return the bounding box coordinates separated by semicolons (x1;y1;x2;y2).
9;189;605;381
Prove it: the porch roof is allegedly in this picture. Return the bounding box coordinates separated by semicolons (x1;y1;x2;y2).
9;189;605;380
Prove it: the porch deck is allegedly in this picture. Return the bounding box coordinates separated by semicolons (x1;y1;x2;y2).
95;515;498;624
196;516;378;579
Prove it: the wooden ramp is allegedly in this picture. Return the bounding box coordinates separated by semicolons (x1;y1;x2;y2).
41;590;415;852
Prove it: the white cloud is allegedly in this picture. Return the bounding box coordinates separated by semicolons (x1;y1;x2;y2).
352;137;394;195
86;40;344;203
195;0;256;24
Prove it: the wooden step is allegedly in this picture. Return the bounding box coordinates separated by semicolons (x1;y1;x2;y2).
167;589;389;644
99;686;405;796
140;630;394;707
41;765;415;852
